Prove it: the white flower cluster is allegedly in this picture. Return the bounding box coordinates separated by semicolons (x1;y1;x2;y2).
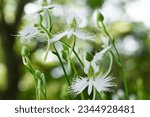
18;0;116;99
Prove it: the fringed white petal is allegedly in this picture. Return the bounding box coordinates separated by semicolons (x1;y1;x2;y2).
18;25;38;41
88;79;94;95
93;75;116;93
73;30;95;41
70;77;88;96
48;31;68;44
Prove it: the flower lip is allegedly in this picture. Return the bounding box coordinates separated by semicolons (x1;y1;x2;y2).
16;25;39;41
70;74;116;96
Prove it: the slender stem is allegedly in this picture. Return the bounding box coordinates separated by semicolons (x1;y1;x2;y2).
47;10;53;32
98;21;129;99
103;52;113;78
40;24;52;38
98;92;103;100
73;49;84;67
44;44;51;61
120;64;129;99
92;88;96;100
80;93;84;100
60;40;84;67
70;61;77;74
46;10;50;31
41;12;53;61
37;79;41;100
53;43;71;86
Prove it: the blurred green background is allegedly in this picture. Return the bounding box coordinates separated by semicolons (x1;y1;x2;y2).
0;0;150;100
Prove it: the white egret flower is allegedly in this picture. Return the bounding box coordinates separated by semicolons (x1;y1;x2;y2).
48;13;95;44
33;0;54;14
17;25;39;41
84;46;111;74
70;74;115;96
102;37;110;48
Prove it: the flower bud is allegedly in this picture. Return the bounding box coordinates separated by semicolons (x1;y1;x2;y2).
86;52;93;62
97;10;104;22
35;70;42;79
21;46;30;57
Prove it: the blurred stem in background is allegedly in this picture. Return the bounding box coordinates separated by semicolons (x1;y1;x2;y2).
21;46;47;100
0;0;31;99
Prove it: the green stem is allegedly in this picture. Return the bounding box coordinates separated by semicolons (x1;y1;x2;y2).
47;10;53;32
37;79;41;100
70;61;77;74
120;64;129;99
40;13;53;61
53;43;71;86
80;93;84;100
40;23;52;38
103;52;113;78
40;22;52;61
44;44;51;61
60;40;84;67
92;88;96;100
98;92;103;100
98;21;129;99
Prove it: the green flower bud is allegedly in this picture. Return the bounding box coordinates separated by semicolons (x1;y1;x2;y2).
35;70;42;79
97;10;104;22
21;46;30;57
86;52;94;62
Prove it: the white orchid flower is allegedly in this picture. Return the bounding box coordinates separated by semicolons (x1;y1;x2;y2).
102;37;110;48
17;25;39;41
48;13;95;44
84;46;111;74
70;74;115;96
31;0;54;14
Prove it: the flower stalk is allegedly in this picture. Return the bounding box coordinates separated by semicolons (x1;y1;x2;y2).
21;46;47;100
97;11;129;99
53;43;71;86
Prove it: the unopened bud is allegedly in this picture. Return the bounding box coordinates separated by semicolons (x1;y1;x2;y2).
86;52;94;62
21;46;30;57
97;10;104;22
35;70;42;79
